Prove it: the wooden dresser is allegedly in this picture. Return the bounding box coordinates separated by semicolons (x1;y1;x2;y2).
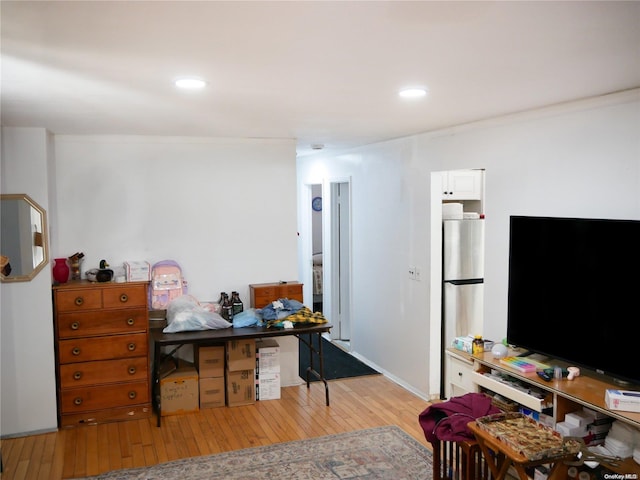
53;281;151;427
249;281;303;308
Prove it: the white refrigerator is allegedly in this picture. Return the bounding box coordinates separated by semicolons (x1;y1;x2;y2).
441;218;485;398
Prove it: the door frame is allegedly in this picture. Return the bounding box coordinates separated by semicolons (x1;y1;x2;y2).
301;177;353;343
327;179;352;341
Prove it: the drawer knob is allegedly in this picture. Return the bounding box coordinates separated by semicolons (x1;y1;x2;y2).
126;318;135;326
128;391;137;400
74;297;84;306
458;372;463;377
73;371;82;380
128;343;136;352
128;366;137;375
70;321;80;330
120;294;129;303
72;347;81;356
74;397;83;406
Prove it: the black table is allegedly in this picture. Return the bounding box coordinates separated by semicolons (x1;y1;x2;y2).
150;322;333;426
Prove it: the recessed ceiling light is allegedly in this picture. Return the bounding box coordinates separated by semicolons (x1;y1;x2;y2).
175;77;207;90
398;87;428;98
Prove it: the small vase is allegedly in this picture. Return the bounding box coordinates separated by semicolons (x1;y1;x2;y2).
53;258;70;284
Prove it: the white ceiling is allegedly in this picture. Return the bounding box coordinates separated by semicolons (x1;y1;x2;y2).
2;1;640;157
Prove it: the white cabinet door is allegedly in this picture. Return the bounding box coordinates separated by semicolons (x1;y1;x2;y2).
442;170;483;200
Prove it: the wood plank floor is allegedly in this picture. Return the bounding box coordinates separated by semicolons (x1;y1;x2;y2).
1;375;434;479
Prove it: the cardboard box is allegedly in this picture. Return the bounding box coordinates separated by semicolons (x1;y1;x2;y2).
555;421;587;437
124;261;150;282
226;369;255;406
196;345;225;378
226;339;256;371
605;389;640;413
160;366;199;416
199;376;225;409
256;372;281;400
256;339;280;375
564;410;595;428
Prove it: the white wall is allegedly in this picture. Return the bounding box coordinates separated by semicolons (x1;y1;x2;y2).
297;89;640;399
53;136;299;299
2;133;300;437
1;127;58;437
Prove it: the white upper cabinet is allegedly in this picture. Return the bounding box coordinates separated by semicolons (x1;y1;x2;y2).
442;169;483;200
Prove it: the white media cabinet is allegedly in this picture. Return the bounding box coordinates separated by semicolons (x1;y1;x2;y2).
445;347;640;474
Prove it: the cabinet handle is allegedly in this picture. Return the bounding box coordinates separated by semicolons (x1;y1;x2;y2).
128;366;137;375
72;347;81;356
74;297;84;306
128;391;137;400
73;371;82;380
120;294;128;303
128;343;136;352
70;321;80;330
74;397;83;406
126;318;135;326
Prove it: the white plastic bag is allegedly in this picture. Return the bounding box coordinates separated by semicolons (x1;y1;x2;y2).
163;295;232;333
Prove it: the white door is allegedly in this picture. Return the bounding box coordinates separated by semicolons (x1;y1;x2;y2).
330;181;351;341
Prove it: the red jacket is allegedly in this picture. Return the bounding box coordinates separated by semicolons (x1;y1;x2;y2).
419;392;500;444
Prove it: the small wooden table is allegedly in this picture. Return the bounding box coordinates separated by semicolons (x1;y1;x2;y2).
467;421;575;480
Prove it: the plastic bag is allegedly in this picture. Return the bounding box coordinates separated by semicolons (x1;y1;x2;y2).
163;295;231;333
232;308;262;328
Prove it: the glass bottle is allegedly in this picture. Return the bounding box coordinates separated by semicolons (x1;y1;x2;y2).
472;335;484;355
231;291;244;316
221;293;233;321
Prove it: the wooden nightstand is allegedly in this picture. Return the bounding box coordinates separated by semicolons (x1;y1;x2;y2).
249;281;303;308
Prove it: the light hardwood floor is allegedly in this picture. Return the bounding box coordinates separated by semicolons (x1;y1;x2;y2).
1;375;434;479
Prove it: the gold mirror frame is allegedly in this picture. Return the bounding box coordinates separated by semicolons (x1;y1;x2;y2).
1;193;49;283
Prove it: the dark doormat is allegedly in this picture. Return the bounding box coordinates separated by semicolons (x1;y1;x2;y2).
298;335;381;381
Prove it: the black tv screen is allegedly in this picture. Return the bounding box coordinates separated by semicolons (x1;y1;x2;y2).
507;215;640;386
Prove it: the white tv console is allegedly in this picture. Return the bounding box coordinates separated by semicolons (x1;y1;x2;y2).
445;347;640;474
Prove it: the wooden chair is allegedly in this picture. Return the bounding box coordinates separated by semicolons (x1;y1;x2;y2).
432;438;491;480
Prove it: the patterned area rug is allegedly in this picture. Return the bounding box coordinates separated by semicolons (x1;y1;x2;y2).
78;425;433;479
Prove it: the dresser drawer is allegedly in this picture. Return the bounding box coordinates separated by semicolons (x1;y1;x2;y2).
103;284;147;309
60;381;150;413
448;354;475;392
57;309;148;339
250;282;303;308
58;333;148;364
55;288;103;312
282;284;303;296
59;357;149;388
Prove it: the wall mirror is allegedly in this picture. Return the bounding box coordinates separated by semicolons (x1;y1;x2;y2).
1;193;49;282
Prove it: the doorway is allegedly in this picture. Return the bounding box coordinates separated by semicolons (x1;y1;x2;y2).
310;184;323;313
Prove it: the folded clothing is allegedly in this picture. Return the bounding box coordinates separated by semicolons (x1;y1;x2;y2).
258;298;304;320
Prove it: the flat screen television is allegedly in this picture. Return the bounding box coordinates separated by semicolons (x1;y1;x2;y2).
507;215;640;386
